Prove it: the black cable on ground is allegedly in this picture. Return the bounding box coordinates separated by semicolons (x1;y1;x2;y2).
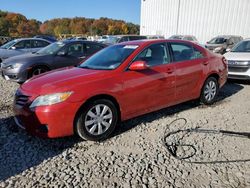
162;118;250;164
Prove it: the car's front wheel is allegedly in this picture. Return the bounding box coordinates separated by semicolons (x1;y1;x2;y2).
29;66;49;78
75;99;118;141
200;77;219;105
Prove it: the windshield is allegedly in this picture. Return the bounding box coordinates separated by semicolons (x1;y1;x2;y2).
231;41;250;52
79;44;138;70
0;40;16;49
208;37;227;44
36;42;65;55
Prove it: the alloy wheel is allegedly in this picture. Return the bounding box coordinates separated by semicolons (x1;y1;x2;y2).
84;104;113;136
204;80;217;102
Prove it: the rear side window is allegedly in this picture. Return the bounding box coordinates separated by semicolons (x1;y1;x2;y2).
134;43;170;67
31;40;50;48
170;43;204;62
86;44;103;56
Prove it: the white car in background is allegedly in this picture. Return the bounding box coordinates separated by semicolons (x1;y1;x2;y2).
224;39;250;80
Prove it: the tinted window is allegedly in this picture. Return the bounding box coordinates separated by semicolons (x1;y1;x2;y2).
208;37;226;44
86;44;103;55
231;41;250;52
129;36;147;41
170;43;204;62
31;40;50;48
118;37;129;43
134;43;170;66
66;43;86;57
14;40;31;49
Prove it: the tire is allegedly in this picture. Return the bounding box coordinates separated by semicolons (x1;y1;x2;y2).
29;66;49;78
75;99;118;141
200;77;219;105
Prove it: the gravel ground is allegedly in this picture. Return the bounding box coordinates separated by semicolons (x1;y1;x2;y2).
0;77;250;188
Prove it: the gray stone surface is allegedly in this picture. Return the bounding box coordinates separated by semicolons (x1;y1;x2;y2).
0;77;250;187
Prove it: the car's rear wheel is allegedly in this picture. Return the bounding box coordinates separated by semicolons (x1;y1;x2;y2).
29;66;49;78
200;77;219;105
75;99;118;141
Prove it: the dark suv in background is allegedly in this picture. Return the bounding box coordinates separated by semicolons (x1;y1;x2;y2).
205;35;243;54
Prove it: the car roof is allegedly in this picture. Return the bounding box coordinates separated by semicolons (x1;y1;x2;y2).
59;39;107;46
14;38;52;43
216;35;242;39
116;39;198;46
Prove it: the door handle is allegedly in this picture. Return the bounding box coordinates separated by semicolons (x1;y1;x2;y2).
166;68;174;74
202;61;209;65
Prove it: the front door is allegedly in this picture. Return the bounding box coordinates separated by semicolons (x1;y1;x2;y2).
121;43;176;118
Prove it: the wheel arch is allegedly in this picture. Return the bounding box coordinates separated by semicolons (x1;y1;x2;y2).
73;94;121;134
27;63;51;78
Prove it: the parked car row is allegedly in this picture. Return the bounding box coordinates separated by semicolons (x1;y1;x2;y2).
0;40;107;83
0;34;249;141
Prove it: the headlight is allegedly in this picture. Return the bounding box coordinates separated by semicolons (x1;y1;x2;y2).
6;63;22;69
213;47;223;53
30;92;73;108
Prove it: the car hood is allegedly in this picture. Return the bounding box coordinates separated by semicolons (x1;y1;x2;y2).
0;49;20;59
21;67;111;95
2;53;53;66
224;52;250;61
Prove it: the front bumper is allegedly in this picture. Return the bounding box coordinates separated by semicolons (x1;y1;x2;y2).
0;67;28;83
228;65;250;80
13;89;82;138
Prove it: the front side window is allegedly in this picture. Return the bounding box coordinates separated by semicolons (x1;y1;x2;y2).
134;43;170;66
208;37;226;44
80;44;138;70
14;40;31;49
170;43;204;62
36;42;65;55
66;43;86;57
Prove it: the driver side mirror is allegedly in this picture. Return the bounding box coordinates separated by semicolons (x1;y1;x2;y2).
10;46;16;50
57;51;67;56
129;61;149;71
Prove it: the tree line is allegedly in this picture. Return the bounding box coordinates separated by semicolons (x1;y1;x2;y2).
0;10;140;37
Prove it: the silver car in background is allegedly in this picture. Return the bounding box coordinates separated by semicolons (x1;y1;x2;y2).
224;39;250;80
0;38;51;63
169;35;198;43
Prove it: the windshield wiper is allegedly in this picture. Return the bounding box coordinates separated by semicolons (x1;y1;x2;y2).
79;65;94;69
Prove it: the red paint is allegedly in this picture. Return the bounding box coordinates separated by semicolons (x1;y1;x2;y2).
13;40;228;138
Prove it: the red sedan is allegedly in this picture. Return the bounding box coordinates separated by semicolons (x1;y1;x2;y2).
13;40;228;141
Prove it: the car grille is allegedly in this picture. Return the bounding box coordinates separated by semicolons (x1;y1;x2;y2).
15;91;30;107
228;66;249;73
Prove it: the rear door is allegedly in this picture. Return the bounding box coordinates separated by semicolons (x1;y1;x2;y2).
122;43;176;117
169;42;205;103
